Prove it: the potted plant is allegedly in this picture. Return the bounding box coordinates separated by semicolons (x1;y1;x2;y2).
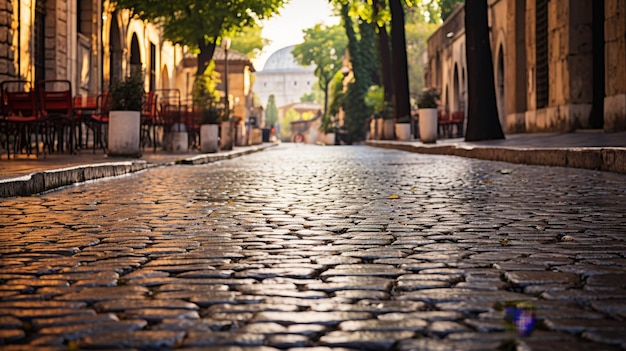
417;87;440;144
365;85;395;140
108;71;144;157
198;106;222;153
193;65;222;153
395;114;412;141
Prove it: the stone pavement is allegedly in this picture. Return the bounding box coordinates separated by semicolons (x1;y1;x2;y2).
1;131;625;198
0;143;625;350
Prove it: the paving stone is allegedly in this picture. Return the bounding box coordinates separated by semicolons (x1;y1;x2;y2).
516;339;620;351
0;329;25;342
78;330;184;349
320;264;408;278
31;313;118;329
266;334;311;348
39;319;147;340
505;271;580;287
94;299;198;312
121;308;200;322
397;288;533;304
182;330;266;347
338;319;428;332
251;311;372;326
378;311;464;322
319;330;416;350
397;338;504;351
426;321;470;336
543;318;626;334
582;330;626;345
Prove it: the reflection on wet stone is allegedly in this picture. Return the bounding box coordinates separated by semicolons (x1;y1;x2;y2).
1;144;625;349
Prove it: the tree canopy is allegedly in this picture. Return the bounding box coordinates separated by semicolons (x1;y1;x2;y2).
292;23;347;121
115;0;287;75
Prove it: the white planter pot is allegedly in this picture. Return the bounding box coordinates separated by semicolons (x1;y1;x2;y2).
375;118;384;140
395;123;411;141
200;124;219;153
382;119;395;140
108;110;141;157
419;108;438;144
171;131;188;153
324;132;336;145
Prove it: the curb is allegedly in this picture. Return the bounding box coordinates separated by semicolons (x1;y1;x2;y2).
0;143;278;198
367;140;626;175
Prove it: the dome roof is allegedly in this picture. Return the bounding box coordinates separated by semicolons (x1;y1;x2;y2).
262;45;314;72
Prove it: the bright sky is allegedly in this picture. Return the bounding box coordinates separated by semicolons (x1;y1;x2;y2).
253;0;340;71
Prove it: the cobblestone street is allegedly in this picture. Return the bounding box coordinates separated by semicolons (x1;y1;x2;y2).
1;143;625;350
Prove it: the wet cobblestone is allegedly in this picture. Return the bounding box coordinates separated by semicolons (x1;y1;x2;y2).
1;144;626;350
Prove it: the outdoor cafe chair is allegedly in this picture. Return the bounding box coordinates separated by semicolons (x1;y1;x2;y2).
140;90;159;152
73;94;99;149
86;91;110;153
37;80;75;154
1;80;47;158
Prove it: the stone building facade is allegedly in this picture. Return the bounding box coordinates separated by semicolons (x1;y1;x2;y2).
0;0;256;128
254;45;317;109
426;0;626;134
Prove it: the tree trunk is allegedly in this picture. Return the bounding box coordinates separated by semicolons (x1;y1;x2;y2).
197;40;216;76
389;0;411;121
464;0;504;141
373;0;394;113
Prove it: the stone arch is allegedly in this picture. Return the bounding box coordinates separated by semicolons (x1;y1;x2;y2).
160;65;170;89
129;33;142;76
444;84;449;113
108;12;123;85
453;63;460;112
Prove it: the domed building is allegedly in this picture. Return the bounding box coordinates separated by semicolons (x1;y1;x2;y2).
255;45;317;109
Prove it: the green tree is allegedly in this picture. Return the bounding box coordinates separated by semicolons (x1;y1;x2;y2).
389;0;412;121
464;0;503;141
114;0;286;75
192;60;222;122
292;24;348;121
405;20;438;104
440;0;464;21
300;93;316;102
265;94;279;127
340;3;373;142
228;23;269;61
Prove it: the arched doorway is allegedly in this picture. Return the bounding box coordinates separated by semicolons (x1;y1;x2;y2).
453;64;460;113
161;66;170;90
34;0;47;81
496;44;506;131
129;33;142;76
109;13;122;85
590;0;605;129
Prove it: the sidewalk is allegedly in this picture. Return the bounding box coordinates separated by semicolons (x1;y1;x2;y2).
0;143;278;198
368;130;626;176
1;131;625;198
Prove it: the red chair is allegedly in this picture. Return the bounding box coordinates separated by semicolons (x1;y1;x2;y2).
73;95;99;149
87;91;110;153
140;91;159;151
37;80;75;153
437;111;452;138
1;80;46;158
450;111;465;137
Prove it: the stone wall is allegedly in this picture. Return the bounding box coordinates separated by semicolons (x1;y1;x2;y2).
604;0;626;131
0;0;15;81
